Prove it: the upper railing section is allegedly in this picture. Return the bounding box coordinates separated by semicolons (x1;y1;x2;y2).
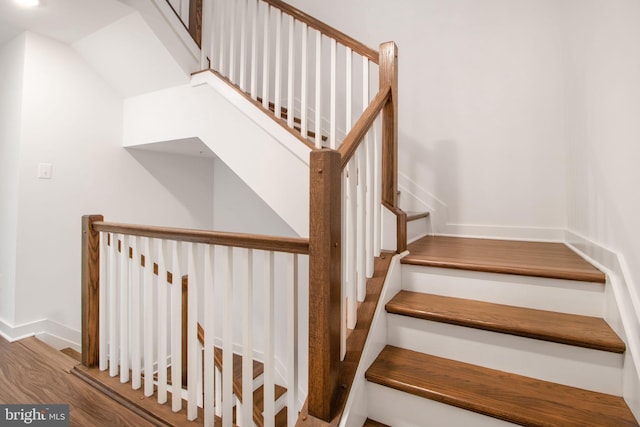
195;0;381;149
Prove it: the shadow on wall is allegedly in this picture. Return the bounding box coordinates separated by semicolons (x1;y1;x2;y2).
125;147;214;229
399;131;459;226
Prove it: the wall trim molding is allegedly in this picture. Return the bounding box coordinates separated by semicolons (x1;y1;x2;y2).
0;318;80;351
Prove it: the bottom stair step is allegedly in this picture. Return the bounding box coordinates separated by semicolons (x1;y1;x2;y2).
365;345;639;427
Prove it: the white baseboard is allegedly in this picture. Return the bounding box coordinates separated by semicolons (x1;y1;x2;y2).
565;230;640;421
0;318;80;351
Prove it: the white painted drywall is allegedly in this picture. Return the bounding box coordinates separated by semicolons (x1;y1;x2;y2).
212;158;297;236
287;0;568;239
123;82;310;237
73;11;190;97
562;0;640;418
10;32;214;335
0;34;26;327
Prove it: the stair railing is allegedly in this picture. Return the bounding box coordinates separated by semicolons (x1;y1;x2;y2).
164;0;204;46
82;215;309;427
306;41;403;422
198;0;380;148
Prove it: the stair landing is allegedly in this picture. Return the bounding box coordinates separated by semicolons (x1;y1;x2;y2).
402;236;605;283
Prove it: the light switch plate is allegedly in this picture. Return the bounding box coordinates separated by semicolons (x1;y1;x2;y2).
38;163;52;179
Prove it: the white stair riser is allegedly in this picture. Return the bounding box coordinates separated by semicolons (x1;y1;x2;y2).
387;314;624;395
366;382;518;427
407;218;429;244
402;265;605;317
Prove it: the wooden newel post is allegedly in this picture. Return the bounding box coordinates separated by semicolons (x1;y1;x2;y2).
82;214;103;367
308;149;342;421
379;41;398;207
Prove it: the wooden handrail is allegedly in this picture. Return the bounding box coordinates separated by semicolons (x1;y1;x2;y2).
338;85;391;169
263;0;379;63
92;221;309;255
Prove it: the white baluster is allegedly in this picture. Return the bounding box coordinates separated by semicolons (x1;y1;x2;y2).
330;38;337;149
143;237;155;397
262;3;270;109
200;0;210;69
204;244;216;427
340;174;348;360
357;149;367;302
171;240;183;412
373;114;382;256
119;234;130;384
346;159;357;329
345;47;353;134
250;0;258;98
263;251;275;427
286;16;295;129
222;246;234;427
274;10;283;119
314;31;322;148
215;366;222;417
228;0;237;84
187;243;199;421
99;232;108;371
109;233;118;377
241;249;254;425
131;236;142;390
300;22;308;139
287;254;299;427
366;131;375;278
180;0;189;24
208;0;216;70
363;57;370;116
218;0;226;77
239;0;248;91
157;239;168;404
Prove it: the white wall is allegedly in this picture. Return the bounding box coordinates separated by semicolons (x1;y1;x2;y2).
562;0;640;417
0;34;26;326
288;0;568;239
6;32;214;340
123;81;310;237
212;158;297;236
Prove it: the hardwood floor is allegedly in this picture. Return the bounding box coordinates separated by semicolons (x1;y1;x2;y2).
403;236;606;283
0;337;155;426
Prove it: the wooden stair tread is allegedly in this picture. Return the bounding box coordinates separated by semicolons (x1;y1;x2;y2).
406;211;430;222
402;235;606;283
387;291;626;353
362;418;390;427
366;346;639;427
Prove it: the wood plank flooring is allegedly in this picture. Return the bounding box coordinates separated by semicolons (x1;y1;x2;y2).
403;236;606;283
366;345;639;427
0;336;155;426
386;291;626;353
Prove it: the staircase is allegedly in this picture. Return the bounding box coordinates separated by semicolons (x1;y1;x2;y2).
364;235;638;426
71;1;639;426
